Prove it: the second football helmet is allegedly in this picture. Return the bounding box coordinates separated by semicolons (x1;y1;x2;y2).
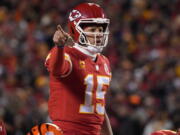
26;123;63;135
68;3;110;49
151;129;180;135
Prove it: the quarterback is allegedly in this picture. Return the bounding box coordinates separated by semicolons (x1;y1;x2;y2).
45;3;113;135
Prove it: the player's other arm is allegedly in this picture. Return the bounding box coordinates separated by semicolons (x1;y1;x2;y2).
48;46;66;76
101;110;113;135
101;57;113;135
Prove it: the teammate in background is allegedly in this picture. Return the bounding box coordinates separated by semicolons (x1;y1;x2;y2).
45;2;113;135
151;129;180;135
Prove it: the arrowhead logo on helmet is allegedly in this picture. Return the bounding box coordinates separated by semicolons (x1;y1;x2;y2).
69;10;82;22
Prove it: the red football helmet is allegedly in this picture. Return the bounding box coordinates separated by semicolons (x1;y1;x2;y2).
151;129;180;135
68;3;110;49
26;123;63;135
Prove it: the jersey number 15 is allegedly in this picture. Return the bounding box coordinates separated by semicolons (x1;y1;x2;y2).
79;74;110;115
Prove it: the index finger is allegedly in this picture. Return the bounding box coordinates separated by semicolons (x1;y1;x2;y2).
57;24;65;34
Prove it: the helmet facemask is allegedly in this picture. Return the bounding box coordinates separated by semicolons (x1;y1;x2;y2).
75;18;110;49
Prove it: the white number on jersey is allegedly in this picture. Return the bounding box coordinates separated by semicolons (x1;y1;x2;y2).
79;74;110;115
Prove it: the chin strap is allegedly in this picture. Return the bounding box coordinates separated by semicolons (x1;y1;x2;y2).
86;45;103;53
74;43;101;59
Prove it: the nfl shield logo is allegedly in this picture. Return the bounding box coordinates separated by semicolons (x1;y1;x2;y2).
104;63;110;75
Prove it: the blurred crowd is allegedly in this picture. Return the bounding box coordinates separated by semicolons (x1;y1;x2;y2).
0;0;179;135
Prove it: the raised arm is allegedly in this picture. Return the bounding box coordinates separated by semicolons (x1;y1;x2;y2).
45;25;74;76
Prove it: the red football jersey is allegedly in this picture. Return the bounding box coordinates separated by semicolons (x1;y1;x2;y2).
45;46;111;134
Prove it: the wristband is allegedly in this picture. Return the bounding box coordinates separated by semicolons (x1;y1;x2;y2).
56;43;64;48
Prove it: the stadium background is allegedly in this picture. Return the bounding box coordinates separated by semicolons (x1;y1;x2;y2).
0;0;179;134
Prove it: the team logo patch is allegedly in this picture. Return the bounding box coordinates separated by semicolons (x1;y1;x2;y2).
69;10;81;21
79;60;85;69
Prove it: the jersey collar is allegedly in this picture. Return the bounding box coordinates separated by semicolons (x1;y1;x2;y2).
73;43;98;61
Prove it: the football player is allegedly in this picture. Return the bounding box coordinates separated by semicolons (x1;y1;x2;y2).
45;2;113;135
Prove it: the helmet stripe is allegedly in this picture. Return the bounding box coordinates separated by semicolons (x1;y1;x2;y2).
38;124;42;135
